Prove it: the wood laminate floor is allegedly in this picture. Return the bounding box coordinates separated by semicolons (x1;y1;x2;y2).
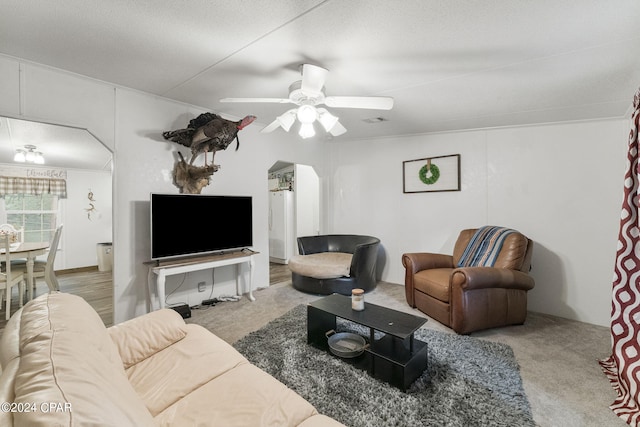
269;262;291;285
0;268;113;334
0;264;288;334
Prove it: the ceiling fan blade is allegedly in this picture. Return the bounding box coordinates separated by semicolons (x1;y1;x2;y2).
329;120;347;137
300;64;328;96
324;96;394;110
260;119;281;133
220;97;291;104
260;109;298;133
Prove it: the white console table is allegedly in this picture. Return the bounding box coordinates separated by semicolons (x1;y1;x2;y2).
147;250;258;310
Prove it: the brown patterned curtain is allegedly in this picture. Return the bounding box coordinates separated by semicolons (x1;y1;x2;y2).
600;86;640;426
0;176;67;198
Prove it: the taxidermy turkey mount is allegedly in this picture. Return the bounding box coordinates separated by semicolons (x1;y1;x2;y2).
163;112;256;194
220;64;393;138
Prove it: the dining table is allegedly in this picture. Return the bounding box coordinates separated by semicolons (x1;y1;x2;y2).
1;241;50;301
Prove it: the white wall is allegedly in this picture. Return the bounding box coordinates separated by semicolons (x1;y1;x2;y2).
325;120;628;326
0;53;630;327
63;169;112;269
486;122;625;324
0;54;325;322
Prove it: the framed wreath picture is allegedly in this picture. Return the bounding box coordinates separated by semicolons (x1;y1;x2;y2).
403;154;461;193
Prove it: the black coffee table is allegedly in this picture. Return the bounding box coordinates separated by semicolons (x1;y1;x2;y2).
307;294;428;391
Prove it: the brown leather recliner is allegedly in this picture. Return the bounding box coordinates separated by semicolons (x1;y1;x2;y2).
402;228;534;334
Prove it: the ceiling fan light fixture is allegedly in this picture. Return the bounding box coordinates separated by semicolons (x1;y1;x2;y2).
296;105;317;124
318;110;339;132
277;111;296;132
299;123;316;139
222;63;394;139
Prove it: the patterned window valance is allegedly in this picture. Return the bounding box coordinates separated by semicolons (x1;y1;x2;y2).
0;176;67;198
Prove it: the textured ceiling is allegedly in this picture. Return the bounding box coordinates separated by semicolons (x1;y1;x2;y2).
0;117;112;171
1;0;639;143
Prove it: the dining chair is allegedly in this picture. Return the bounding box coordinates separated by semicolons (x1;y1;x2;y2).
12;225;63;294
0;234;25;320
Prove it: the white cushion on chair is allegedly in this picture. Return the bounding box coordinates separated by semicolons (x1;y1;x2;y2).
288;252;352;279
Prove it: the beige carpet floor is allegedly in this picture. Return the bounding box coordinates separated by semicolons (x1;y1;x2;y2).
187;280;624;427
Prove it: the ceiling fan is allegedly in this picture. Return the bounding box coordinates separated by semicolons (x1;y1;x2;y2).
220;64;394;139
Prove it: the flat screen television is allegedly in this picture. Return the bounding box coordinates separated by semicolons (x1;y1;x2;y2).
150;193;253;260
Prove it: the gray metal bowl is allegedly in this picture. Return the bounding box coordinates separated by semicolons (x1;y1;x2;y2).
325;330;367;358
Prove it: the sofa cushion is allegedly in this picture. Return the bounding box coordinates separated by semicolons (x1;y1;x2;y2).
289;252;352;279
108;308;187;369
12;292;155;427
154;363;319;427
125;323;249;417
17;293;122;367
0;308;23;427
413;268;453;303
0;307;22;368
0;359;19;427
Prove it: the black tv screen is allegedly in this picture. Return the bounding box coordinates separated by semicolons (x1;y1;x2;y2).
151;193;253;260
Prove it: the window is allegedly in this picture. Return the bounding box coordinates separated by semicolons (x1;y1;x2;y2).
4;194;58;242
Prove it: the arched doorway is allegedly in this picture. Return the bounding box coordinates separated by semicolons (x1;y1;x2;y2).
267;161;319;284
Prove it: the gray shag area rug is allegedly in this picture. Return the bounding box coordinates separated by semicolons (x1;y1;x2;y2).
233;304;535;427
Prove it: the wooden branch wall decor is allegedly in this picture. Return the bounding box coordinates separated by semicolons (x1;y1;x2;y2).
163;111;256;193
173;152;219;194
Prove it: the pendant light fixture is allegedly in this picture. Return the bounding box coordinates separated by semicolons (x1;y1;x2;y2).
14;144;45;164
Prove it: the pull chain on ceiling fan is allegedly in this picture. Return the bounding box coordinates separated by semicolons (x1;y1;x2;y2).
220;64;394;139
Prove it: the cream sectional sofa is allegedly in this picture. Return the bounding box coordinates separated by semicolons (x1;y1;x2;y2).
0;292;343;426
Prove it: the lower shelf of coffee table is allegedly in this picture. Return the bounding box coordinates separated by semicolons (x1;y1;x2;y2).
366;334;428;391
309;332;428;391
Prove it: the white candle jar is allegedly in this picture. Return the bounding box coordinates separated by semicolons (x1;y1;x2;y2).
351;288;365;311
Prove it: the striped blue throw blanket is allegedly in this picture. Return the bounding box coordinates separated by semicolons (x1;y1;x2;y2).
457;226;517;267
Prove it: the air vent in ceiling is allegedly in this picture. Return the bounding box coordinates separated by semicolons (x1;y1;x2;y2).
363;117;388;124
